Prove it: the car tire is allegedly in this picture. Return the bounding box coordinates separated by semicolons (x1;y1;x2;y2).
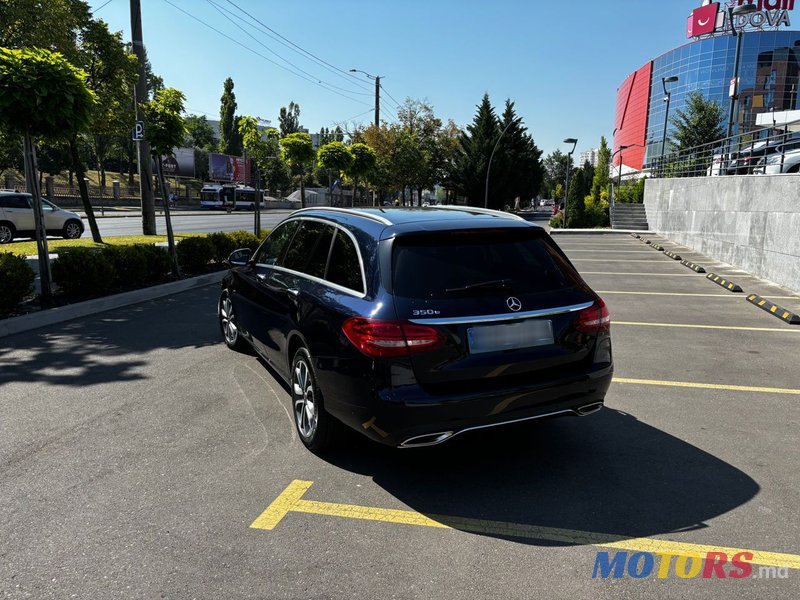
218;289;249;352
291;347;336;451
0;222;14;244
62;220;83;239
787;164;800;174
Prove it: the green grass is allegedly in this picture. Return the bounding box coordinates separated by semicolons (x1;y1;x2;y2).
6;233;207;257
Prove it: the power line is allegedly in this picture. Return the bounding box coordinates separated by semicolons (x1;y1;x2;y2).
206;0;372;98
93;0;114;12
379;83;403;111
223;0;373;93
161;0;372;107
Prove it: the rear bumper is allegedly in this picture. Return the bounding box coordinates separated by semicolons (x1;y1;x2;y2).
325;364;613;447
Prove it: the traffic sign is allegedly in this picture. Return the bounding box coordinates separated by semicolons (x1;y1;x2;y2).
132;121;145;141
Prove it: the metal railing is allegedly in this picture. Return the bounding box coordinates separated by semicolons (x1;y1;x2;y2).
636;124;800;180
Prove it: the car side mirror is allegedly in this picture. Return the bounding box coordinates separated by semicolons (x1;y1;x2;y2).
227;248;252;266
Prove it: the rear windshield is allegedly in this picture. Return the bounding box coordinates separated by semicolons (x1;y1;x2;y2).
392;229;582;299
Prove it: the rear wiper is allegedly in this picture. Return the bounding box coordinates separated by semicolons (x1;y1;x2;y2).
445;278;512;293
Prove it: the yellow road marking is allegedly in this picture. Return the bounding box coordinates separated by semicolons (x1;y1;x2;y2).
250;480;314;530
252;480;800;570
596;291;800;299
613;377;800;395
614;321;800;333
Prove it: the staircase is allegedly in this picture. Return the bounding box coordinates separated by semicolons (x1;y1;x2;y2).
612;203;649;230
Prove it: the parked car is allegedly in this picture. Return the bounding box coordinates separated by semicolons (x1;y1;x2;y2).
727;136;800;174
760;146;800;174
0;191;84;244
218;206;613;451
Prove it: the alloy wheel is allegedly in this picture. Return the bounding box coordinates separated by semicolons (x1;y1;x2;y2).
64;222;82;239
293;358;318;440
219;294;238;345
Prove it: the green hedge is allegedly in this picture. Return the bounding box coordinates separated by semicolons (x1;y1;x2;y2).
0;252;35;313
176;236;216;274
207;230;264;263
52;244;171;298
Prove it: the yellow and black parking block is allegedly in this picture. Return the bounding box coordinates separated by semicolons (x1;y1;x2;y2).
664;250;682;260
681;260;706;273
648;241;665;251
746;294;800;324
706;273;743;293
630;233;641;239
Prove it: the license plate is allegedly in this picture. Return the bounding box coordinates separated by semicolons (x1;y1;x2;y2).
467;320;554;354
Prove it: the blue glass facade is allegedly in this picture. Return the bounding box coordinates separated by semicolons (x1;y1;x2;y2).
644;31;800;167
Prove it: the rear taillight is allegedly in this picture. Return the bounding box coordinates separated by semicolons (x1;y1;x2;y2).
342;317;444;358
575;299;611;333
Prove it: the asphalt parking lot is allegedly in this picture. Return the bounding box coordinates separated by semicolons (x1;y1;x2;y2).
1;231;799;599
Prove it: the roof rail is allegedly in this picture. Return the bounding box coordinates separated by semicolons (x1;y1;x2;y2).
434;205;526;222
293;206;392;226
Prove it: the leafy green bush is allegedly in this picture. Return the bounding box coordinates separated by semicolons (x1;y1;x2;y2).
227;230;263;252
0;252;35;313
176;236;215;274
52;248;115;297
133;244;173;282
207;231;238;263
105;245;149;287
549;213;564;228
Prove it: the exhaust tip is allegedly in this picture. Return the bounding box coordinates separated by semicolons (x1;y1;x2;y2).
574;402;603;417
399;431;455;448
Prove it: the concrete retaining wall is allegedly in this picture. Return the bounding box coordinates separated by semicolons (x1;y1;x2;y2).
644;175;800;293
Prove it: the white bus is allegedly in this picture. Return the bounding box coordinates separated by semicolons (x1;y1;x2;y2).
200;184;261;210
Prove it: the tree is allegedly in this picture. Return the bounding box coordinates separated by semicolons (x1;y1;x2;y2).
492;99;543;207
184;114;216;150
453;94;498;206
317;141;351;206
670;92;725;152
239;116;284;236
279;101;301;137
0;0;91;60
219;77;242;156
0;47;96;301
280;132;315;208
566;168;586;228
543;150;572;198
345;143;377;206
590;136;612;202
143;88;187;275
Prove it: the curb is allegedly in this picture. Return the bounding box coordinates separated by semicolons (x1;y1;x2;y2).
706;273;743;293
746;294;800;324
0;271;225;338
681;260;706;273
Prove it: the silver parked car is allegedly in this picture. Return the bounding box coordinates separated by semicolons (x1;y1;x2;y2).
0;191;84;243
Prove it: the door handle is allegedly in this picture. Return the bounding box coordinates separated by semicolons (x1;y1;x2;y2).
286;288;300;297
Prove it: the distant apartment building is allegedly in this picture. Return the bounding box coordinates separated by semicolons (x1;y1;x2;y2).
580;148;599;167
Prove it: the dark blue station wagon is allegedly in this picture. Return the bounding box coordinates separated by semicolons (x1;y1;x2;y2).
219;206;613;451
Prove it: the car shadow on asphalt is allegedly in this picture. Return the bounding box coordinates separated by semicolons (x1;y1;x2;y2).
0;287;221;388
319;408;759;545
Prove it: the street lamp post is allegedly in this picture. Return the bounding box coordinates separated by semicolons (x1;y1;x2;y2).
484;120;515;209
660;76;679;176
562;138;578;228
350;69;381;128
725;3;758;144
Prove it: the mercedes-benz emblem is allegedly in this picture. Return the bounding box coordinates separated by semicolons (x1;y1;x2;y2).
506;296;522;312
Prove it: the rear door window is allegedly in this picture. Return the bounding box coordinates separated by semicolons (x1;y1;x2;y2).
281;220;336;279
392;228;581;299
326;230;364;294
0;195;31;209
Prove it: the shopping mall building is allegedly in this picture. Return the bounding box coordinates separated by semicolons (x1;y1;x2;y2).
613;0;800;173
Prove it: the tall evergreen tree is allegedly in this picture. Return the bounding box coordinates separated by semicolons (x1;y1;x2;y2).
219;77;242;156
590;136;611;202
493;99;543;206
279;101;301;137
453;94;499;207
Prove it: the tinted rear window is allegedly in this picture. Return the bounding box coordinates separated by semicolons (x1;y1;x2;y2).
391;229;581;299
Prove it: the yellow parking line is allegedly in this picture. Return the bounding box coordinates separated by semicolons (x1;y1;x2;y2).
613;377;800;395
252;480;800;570
614;321;800;333
597;291;800;300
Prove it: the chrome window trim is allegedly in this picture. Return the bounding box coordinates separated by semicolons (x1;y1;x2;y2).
408;301;594;325
293;206;392;226
255;216;368;299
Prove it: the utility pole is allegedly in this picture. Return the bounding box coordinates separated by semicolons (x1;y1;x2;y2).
374;76;380;128
130;0;157;235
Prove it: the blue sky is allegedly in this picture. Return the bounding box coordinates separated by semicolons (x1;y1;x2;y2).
92;0;697;156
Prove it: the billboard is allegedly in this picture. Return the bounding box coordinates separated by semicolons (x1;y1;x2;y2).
154;147;195;178
209;152;251;183
687;0;794;39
